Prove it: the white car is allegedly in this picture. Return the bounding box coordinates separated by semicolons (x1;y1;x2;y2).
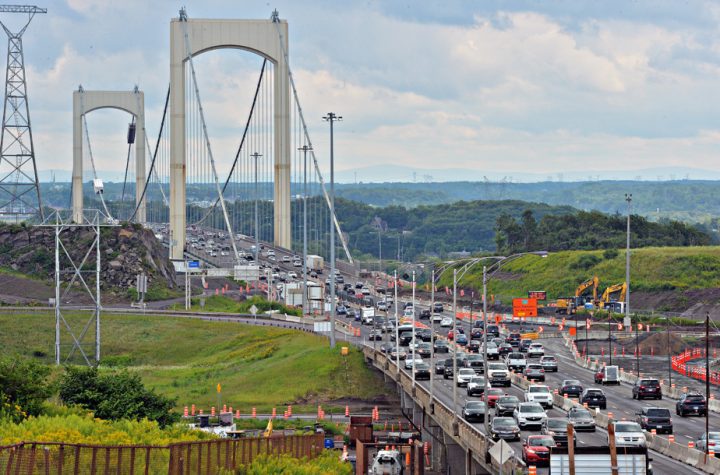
432;313;444;324
456;368;476;387
404;356;424;370
287;271;297;279
527;343;545;358
293;260;302;267
440;317;453;327
513;402;547;429
610;421;646;447
282;255;291;263
525;384;553;409
266;249;275;257
403;308;415;319
484;342;500;359
466;376;487;397
377;301;388;311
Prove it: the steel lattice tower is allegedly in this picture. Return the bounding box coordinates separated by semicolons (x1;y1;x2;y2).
0;5;45;222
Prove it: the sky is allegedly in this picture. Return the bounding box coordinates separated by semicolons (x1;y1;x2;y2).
9;0;720;182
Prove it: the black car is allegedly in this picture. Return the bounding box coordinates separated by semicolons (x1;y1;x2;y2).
379;343;394;354
580;388;607;409
470;328;483;340
419;309;431;320
636;407;672;434
632;378;662;400
468;339;481;353
506;332;522;346
498;343;513;356
462;401;487;422
416;342;433;358
443;357;467;379
414;362;431;380
399;331;413;346
465;355;484;374
436;358;451;375
433;302;444;313
416;328;433;342
486;324;499;338
433;340;450;353
495;395;520;417
490;417;520;441
542;418;576;447
519;339;532;353
336;305;348;315
560;380;583;398
676;393;707;417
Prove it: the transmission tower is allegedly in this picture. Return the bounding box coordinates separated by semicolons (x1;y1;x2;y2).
0;5;45;222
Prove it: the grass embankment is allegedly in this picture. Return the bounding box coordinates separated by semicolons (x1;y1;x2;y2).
0;313;387;413
438;246;720;301
170;295;302;317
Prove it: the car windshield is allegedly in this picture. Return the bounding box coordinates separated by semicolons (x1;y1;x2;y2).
564;380;581;386
498;396;519;404
521;405;544;413
529;386;549;393
488;363;506;370
470;377;485;384
415;363;430;370
487;343;498;349
586;391;604;397
542;357;556;361
487;389;504;396
686;395;705;402
529;436;555;447
646;409;670;417
640;380;659;386
708;432;720;440
547;419;568;429
459;369;475;375
466;402;485;409
527;365;542;370
493;418;515;427
570;409;592;419
615;423;641;432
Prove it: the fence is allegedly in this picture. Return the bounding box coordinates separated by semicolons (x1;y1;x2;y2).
0;433;325;475
672;348;720;386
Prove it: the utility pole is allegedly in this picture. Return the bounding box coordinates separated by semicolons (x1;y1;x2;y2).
429;266;435;410
705;312;710;457
298;145;311;316
378;228;382;272
323;112;341;348
625;193;633;368
482;265;490;439
394;269;399;373
452;268;458;420
251;152;262;263
411;270;416;389
608;308;613;366
667;316;672;387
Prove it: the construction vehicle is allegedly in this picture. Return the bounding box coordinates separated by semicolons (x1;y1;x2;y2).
575;276;599;308
599;282;627;312
555;297;577;315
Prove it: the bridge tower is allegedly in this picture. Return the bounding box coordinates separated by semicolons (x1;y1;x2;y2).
168;12;291;261
0;5;45;221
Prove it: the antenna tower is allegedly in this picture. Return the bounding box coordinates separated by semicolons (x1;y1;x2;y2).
0;5;45;222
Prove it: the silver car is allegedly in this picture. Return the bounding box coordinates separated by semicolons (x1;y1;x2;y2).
568;407;596;432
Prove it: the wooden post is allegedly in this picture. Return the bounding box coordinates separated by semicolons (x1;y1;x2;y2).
567;423;575;475
608;422;618;475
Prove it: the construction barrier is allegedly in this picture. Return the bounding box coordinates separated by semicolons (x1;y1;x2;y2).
671;348;720;386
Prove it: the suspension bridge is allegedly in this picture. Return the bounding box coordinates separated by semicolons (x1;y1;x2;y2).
65;8;352;271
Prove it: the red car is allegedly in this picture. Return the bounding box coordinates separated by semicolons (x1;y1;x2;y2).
522;434;555;466
483;388;505;408
448;330;454;341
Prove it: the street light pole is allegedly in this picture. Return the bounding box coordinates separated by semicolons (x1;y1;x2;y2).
378;229;382;273
452;268;458;420
705;312;710;457
667;316;672;387
482;264;489;438
626;193;634;374
394;269;399;373
323;112;341;348
251;152;262;263
430;266;435;411
609;308;613;366
299;145;311;317
412;270;416;389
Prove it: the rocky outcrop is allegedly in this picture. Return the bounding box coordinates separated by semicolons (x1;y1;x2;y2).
0;223;176;293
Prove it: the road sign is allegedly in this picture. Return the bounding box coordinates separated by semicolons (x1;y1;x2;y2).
249;304;258;315
188;260;200;268
314;322;331;332
513;298;538;317
489;439;514;465
528;290;546;301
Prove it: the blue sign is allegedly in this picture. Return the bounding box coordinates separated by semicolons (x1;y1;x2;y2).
188;260;200;268
324;438;334;449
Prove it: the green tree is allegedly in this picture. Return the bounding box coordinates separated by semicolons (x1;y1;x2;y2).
0;356;53;418
58;367;179;427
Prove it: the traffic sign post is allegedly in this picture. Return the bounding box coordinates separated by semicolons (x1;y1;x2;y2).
513;298;538;317
250;304;258;321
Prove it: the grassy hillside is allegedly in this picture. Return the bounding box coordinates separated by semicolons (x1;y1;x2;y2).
442;246;720;302
0;313;387;412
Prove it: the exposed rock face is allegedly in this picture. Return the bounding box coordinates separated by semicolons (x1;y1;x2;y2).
0;223;176;292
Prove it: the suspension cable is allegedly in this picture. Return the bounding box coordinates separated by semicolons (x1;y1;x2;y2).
120;115;136;205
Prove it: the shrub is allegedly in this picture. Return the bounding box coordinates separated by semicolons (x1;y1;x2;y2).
603;249;619;260
235;451;353;475
570;254;601;271
0;356;53;417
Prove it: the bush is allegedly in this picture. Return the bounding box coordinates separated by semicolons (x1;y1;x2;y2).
235;451;353;475
0;356;53;418
58;367;179;427
603;249;619;260
570;254;601;271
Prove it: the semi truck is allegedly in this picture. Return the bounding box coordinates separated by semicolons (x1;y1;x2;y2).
306;254;324;274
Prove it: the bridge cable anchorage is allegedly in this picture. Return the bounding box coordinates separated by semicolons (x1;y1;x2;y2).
128;85;170;222
78;86;114;222
193;59;267;227
271;13;353;264
179;8;240;263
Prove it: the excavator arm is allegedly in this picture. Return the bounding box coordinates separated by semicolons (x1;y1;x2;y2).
575;276;600;305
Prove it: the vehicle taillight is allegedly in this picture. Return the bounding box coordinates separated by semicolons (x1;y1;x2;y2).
639;386;646;390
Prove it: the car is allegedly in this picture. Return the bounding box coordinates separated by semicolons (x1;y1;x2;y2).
514;402;547;430
435;358;450;375
560;379;583;398
470;328;483;340
455;334;469;346
580;388;607;409
506;332;522;346
506;352;527;371
527;343;545;358
696;432;720;453
292;260;302;267
368;329;383;341
456;368;476;387
610;421;647;448
466;376;487;397
498;343;513;356
335;304;348;316
287;271;297;279
487;362;511;387
568;407;596;432
376;301;388;311
467;339;481;353
542;418;576;447
540;356;558;372
632;378;662;400
413;362;431;380
404;302;414;309
443;356;468;379
525;385;553;409
447;330;455;341
403;308;415;319
419;309;431;320
416;342;433;358
472;319;485;329
636;407;672;434
390;347;407;360
465;354;484;374
483;388;505;408
353;309;362;321
495;395;520;417
522;435;555;466
462;401;487;422
399;332;413;346
431;313;444;324
519;339;532;353
485;342;500;360
379;343;394;354
433;340;450;353
491;337;505;347
490;417;520;441
404;356;423;370
524;364;545;382
440;317;453;328
416;328;433;342
676;393;707;417
486;324;500;338
433;302;444;313
282;255;291;263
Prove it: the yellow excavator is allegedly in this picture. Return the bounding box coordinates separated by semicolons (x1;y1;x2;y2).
599;282;627;312
575;276;600;307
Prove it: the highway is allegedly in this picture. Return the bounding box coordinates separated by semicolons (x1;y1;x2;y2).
337;295;711;474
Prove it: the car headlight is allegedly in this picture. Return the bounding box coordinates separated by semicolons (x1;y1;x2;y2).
547;431;556;436
526;448;536;454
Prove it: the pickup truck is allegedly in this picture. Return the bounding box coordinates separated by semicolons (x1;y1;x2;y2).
487;362;511;387
506;352;527;371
